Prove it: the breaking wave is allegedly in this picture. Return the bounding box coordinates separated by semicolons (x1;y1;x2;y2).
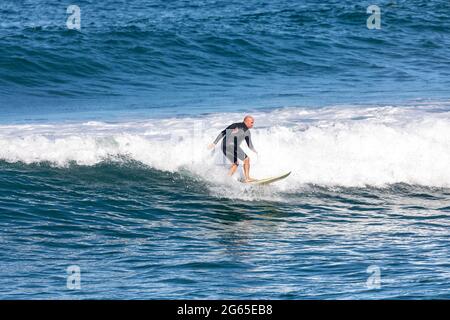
1;104;450;188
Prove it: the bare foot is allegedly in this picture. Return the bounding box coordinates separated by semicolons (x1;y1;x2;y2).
244;178;257;183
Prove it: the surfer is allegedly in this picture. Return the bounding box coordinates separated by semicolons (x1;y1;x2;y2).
208;115;258;182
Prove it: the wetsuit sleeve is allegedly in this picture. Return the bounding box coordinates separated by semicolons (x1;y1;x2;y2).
213;129;226;145
245;131;256;152
213;123;238;145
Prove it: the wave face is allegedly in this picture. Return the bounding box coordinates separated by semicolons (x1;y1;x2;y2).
1;0;450;116
1;104;450;189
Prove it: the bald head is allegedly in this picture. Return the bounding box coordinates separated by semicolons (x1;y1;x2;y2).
243;115;254;129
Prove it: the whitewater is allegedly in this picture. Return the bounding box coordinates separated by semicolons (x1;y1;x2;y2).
1;104;449;190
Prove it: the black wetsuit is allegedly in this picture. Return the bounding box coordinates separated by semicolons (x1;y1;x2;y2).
213;122;256;165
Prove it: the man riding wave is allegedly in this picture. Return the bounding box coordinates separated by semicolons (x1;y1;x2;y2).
208;115;257;183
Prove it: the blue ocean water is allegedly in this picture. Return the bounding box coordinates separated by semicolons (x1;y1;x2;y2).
0;0;450;299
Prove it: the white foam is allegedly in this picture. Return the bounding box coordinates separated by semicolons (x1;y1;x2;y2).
1;104;450;190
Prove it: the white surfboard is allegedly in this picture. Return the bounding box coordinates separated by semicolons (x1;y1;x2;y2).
241;171;291;185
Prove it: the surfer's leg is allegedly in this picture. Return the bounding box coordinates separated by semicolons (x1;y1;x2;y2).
243;157;256;182
224;144;239;176
223;141;238;176
228;163;238;176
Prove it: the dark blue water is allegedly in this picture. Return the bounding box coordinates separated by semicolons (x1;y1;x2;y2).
1;0;450;121
0;162;449;299
0;0;449;299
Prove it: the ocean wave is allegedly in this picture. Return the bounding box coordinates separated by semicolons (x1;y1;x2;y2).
1;104;449;188
2;0;450;103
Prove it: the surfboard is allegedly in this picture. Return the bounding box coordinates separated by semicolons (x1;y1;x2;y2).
242;171;291;185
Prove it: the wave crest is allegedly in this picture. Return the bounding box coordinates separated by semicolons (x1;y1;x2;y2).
1;105;450;188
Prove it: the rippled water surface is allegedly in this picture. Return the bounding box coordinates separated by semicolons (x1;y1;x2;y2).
0;162;449;299
1;0;449;299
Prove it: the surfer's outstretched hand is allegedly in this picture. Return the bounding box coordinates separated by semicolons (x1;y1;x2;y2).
207;143;215;150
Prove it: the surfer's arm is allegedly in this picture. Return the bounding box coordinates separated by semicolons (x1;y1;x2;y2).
212;129;226;145
211;123;238;146
245;133;257;153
